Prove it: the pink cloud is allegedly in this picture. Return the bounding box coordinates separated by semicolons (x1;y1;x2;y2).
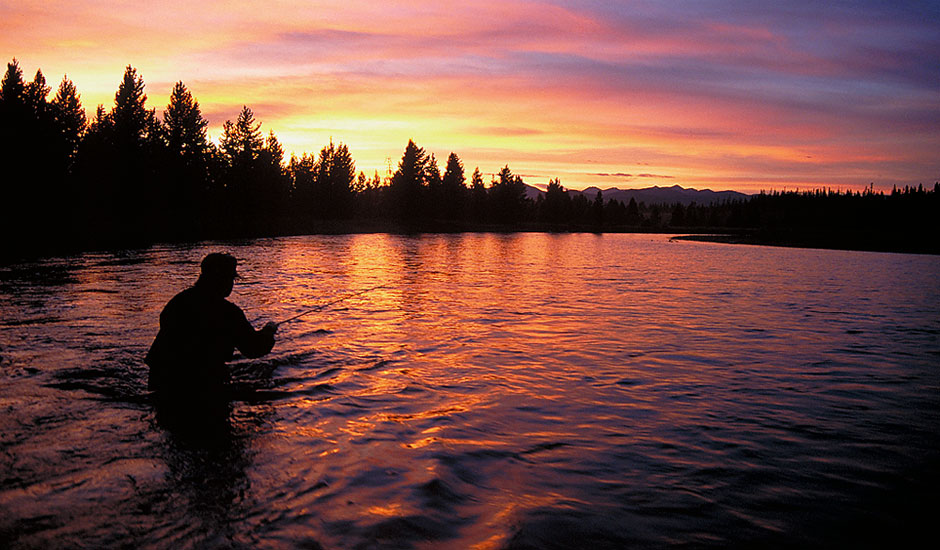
1;0;937;192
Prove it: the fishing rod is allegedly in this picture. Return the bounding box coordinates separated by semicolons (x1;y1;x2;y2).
275;283;390;326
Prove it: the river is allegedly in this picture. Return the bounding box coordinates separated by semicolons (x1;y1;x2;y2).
1;233;938;549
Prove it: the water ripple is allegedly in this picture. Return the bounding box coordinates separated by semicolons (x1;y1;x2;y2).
1;234;939;548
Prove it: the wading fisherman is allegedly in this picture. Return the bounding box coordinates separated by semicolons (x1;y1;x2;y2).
146;253;277;404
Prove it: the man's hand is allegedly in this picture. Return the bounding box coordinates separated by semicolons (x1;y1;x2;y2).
262;322;278;337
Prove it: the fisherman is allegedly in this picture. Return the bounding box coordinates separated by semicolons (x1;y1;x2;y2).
146;253;277;402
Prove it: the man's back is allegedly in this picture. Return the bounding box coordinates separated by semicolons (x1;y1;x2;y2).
146;285;274;395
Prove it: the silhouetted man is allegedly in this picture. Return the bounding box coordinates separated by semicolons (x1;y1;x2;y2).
146;253;277;403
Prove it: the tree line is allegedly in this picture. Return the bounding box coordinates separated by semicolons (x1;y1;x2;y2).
1;59;937;258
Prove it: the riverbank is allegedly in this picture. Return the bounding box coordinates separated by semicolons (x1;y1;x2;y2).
671;229;940;256
5;222;937;264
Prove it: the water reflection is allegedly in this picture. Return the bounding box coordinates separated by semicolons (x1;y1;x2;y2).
144;400;276;549
1;234;939;548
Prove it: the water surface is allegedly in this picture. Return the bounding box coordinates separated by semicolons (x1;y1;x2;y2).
1;234;938;548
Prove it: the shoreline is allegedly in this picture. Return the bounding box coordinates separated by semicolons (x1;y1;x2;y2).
670;231;939;256
3;224;937;263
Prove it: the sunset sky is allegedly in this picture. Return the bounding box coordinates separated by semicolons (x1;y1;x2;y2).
2;1;938;192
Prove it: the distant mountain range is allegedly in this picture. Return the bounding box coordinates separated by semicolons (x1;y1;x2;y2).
524;184;750;206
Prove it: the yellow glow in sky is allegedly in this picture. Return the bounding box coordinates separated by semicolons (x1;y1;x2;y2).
2;0;938;192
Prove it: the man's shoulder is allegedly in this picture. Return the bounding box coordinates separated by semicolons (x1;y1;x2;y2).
162;286;199;312
163;287;247;322
169;286;199;302
221;298;248;320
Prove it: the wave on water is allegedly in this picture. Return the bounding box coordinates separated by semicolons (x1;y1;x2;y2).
1;234;939;549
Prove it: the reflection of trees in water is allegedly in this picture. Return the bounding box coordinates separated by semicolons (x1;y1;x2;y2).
152;400;274;547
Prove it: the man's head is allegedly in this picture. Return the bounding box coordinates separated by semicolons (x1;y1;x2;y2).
197;253;238;297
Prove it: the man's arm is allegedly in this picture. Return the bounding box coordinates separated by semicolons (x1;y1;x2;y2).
230;304;276;359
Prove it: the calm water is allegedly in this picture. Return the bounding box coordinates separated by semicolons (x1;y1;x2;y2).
1;233;938;549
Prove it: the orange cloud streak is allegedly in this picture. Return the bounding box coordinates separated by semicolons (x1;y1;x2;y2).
2;0;937;192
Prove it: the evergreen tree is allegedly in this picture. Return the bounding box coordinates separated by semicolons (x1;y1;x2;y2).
489;165;527;223
355;169;384;218
218;106;269;234
354;171;367;194
163;81;208;161
0;60;32;247
220;105;263;167
159;81;211;237
38;76;85;239
24;69;51;120
441;152;467;220
426;153;442;186
471;167;485;191
259;130;290;231
0;62;80;253
112;65;150;149
50;76;86;165
263;130;284;168
542;178;571;224
69;65;164;244
626;197;641;225
646;204;662;227
593;190;605;226
313;140;340;216
0;59;29;167
389;139;429;220
288;152;318;226
301;140;353;219
24;69;58;177
605;199;627;226
426;153;443;217
0;59;26;107
326;141;356;218
469;166;487;221
669;202;686;227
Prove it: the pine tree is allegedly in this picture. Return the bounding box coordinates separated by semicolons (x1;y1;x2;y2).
217;105;264;233
25;69;51;119
469;166;487;221
542;178;571;223
442;152;465;189
263;130;284;170
308;139;356;218
97;66;160;241
329;141;356;217
0;59;26;107
159;81;211;236
0;59;29;161
221;105;263;167
288;152;318;225
163;81;208;161
426;153;443;217
112;65;149;148
0;60;31;248
389;140;429;220
626;197;640;225
441;152;467;220
593;190;605;227
41;76;87;240
489;165;527;223
259;130;290;230
670;202;686;227
50;76;86;164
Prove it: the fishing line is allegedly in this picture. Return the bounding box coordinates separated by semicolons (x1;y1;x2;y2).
274;283;390;326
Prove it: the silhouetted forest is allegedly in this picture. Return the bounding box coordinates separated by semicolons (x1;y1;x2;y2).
2;59;938;259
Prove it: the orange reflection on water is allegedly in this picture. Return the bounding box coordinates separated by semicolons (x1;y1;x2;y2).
379;405;470;424
366;502;406;518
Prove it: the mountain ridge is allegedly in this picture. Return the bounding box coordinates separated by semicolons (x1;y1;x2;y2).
524;183;749;206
